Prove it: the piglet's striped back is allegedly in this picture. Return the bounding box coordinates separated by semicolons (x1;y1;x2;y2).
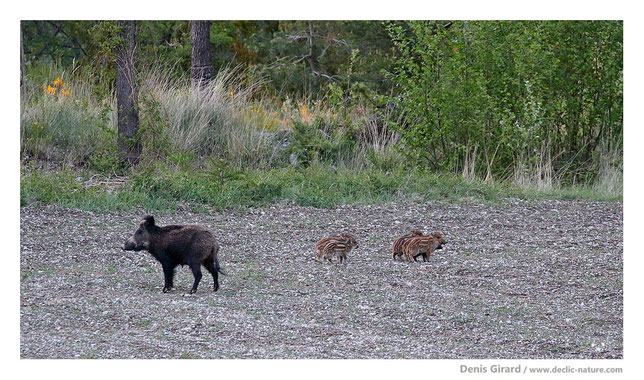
392;229;424;260
315;232;358;264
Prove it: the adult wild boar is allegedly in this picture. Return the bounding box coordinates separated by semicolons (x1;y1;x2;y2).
122;215;224;294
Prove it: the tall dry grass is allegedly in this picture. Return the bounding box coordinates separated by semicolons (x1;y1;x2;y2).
593;140;623;196
511;141;556;191
141;66;285;169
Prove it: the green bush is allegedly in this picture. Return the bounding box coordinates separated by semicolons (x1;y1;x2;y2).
385;21;622;188
288;119;357;167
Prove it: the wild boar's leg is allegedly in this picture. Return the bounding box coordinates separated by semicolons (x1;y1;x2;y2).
203;257;219;292
162;264;175;293
189;263;203;294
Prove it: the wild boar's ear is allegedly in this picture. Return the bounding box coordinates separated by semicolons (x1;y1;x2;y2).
143;215;155;227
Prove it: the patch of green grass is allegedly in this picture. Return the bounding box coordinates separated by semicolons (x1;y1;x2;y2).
20;168;176;211
21;268;35;281
107;262;118;275
179;352;201;359
453;313;475;324
79;352;100;359
215;289;237;298
20;162;621;213
21;266;58;279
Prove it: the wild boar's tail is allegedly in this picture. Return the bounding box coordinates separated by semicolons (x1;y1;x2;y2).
215;258;226;275
212;246;226;275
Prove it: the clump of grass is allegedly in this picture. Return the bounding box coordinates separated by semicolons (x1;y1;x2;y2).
282;100;404;171
21;73;116;167
20;168;170;211
508;140;622;202
592;141;623;198
142;65;282;169
510;141;556;191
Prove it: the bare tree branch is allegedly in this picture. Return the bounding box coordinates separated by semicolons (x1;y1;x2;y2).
281;22;341;83
46;21;88;56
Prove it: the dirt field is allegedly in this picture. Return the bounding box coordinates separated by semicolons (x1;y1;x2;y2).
20;199;623;359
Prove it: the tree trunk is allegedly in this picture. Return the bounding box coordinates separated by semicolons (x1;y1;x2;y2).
20;23;27;103
190;21;214;86
306;21;320;89
116;20;141;165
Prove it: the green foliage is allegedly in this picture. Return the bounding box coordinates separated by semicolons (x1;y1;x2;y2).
385;20;623;186
137;21;191;73
21;21;97;66
366;148;403;172
86;103;128;175
137;90;172;164
20;67;128;173
325;82;344;109
21;170;80;207
288;119;357;167
88;21;123;60
167;152;197;171
244;21;395;97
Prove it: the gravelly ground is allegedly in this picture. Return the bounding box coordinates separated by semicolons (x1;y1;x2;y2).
20;199;623;359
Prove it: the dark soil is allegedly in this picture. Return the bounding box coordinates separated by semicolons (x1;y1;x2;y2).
20;199;623;359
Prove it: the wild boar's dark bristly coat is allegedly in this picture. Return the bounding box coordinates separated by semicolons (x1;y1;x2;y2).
122;215;224;294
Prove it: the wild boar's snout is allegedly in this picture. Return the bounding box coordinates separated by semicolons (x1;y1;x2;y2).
122;238;148;251
122;240;134;251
